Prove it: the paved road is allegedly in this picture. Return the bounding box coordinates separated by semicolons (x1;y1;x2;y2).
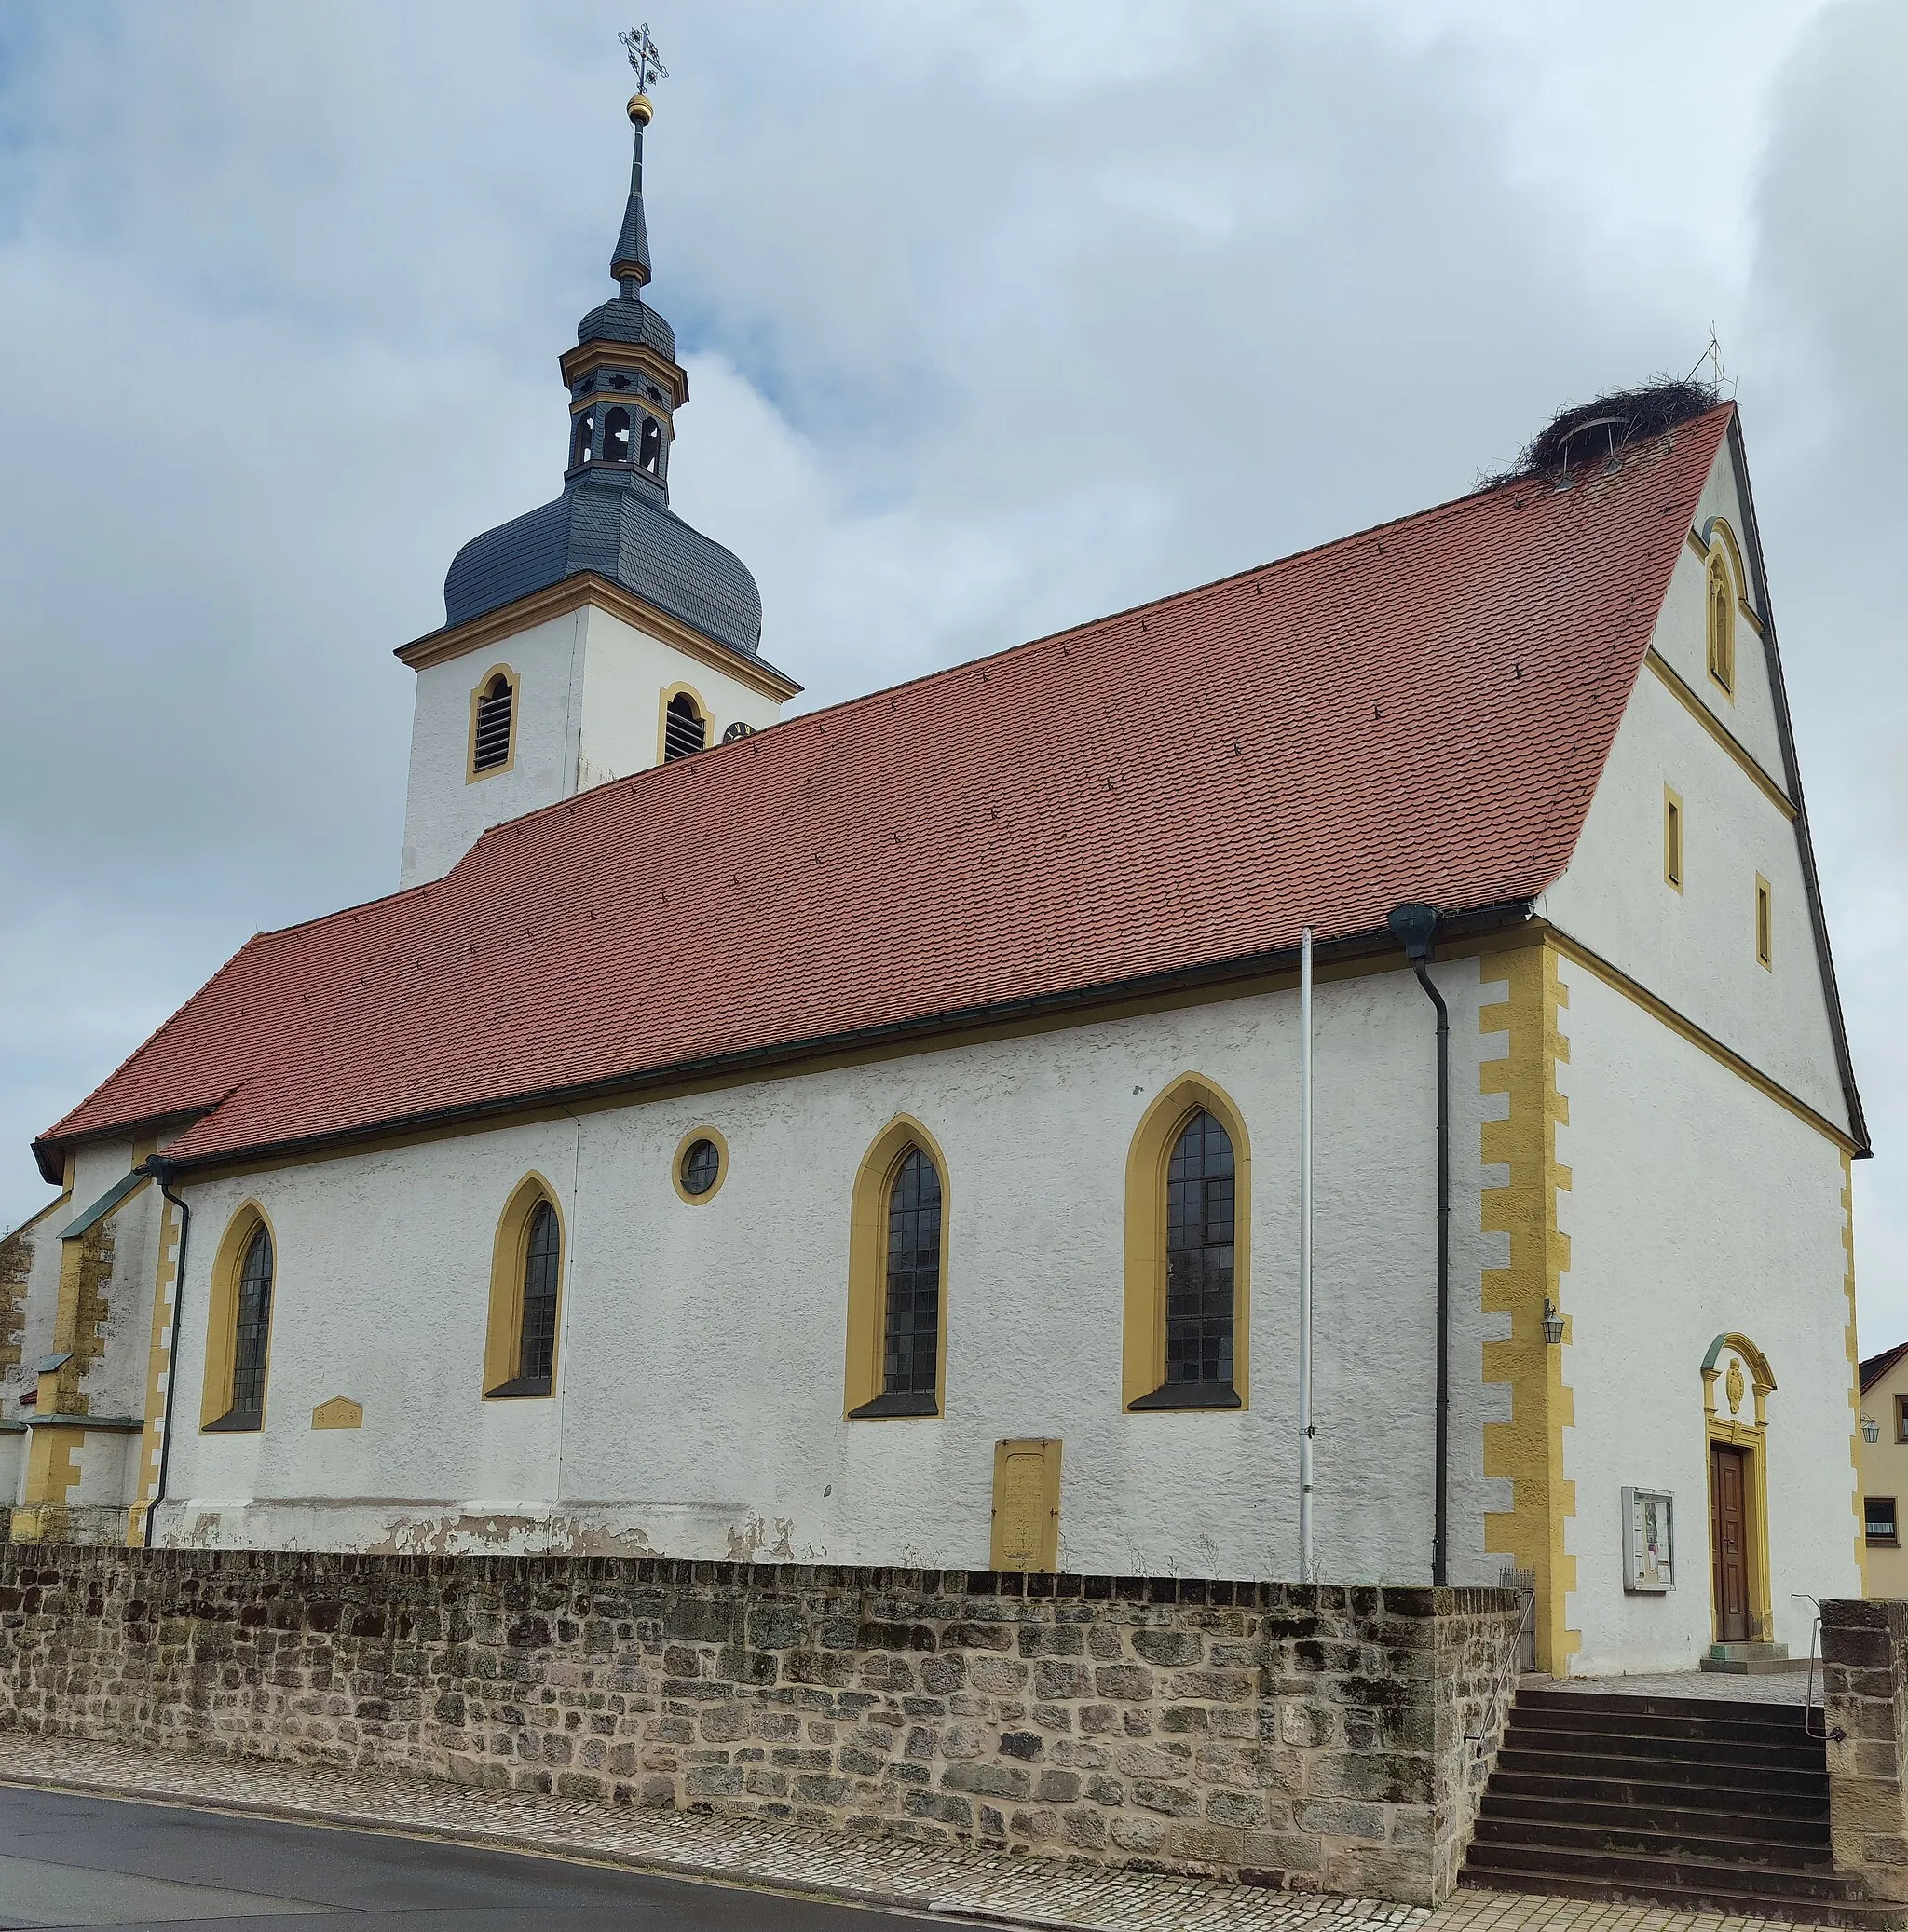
0;1785;937;1931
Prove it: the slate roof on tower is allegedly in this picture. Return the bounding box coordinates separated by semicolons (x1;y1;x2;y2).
38;401;1862;1179
434;86;763;657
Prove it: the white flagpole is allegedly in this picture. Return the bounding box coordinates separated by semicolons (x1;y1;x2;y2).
1300;926;1315;1582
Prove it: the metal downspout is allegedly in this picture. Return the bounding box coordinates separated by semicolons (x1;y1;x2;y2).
1388;904;1451;1588
143;1158;192;1551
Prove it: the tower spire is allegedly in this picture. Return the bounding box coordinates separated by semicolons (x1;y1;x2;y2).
612;25;667;293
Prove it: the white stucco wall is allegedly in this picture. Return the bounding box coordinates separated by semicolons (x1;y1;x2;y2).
399;605;791;888
1557;955;1860;1673
1540;442;1848;1134
150;962;1511;1591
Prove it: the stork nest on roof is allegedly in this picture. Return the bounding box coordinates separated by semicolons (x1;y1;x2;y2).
1479;376;1720;489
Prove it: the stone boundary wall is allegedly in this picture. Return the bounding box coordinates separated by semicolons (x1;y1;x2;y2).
1824;1596;1908;1900
0;1549;1519;1903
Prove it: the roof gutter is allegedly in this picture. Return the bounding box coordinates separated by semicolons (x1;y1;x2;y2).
111;900;1541;1183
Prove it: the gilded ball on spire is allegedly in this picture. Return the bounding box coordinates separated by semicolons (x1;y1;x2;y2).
627;92;653;126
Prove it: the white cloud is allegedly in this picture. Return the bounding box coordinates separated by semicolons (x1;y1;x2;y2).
6;0;1908;1360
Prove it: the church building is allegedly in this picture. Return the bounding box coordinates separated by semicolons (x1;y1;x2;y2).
0;78;1870;1680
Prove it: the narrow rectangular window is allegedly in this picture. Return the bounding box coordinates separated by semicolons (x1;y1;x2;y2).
1896;1393;1908;1443
1755;874;1773;969
1868;1497;1899;1545
1663;787;1683;891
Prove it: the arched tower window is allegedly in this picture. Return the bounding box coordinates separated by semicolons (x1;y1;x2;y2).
470;672;516;776
663;690;706;761
1706;548;1735;695
604;406;632;465
570;412;593;469
638;414;662;473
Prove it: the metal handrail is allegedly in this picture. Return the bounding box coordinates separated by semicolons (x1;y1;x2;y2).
1468;1581;1537;1750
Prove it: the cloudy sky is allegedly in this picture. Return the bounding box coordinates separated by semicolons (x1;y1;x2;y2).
2;2;1904;1334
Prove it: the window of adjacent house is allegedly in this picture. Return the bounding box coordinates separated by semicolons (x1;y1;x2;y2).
1707;550;1735;695
472;674;514;775
1755;875;1773;969
1896;1393;1908;1442
638;414;662;473
1664;787;1683;891
663;691;706;761
1164;1109;1235;1389
569;412;593;469
604;405;632;464
227;1226;273;1425
1869;1497;1900;1545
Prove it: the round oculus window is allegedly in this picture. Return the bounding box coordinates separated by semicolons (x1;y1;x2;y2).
679;1137;721;1197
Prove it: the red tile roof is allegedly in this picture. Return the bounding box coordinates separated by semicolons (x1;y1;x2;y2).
36;408;1735;1177
1862;1343;1908;1396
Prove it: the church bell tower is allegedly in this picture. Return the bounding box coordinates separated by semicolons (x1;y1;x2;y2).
395;29;800;888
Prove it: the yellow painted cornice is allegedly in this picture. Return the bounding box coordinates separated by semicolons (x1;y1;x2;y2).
397;574;803;702
1643;648;1796;821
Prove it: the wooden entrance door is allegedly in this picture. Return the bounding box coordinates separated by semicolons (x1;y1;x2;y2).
1710;1443;1751;1643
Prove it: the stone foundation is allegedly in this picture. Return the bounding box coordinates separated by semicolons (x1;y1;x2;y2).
0;1548;1519;1903
1824;1596;1908;1901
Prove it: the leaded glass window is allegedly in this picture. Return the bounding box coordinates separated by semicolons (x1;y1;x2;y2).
1165;1109;1234;1386
518;1201;560;1384
229;1225;273;1423
881;1149;942;1398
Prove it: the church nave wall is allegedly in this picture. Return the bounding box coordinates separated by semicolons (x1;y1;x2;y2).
148;961;1510;1589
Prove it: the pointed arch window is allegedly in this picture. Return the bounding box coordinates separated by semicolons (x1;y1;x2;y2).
662;690;706;761
470;671;517;778
604;406;633;465
484;1178;564;1399
845;1120;949;1419
638;414;662;473
570;411;593;470
1124;1080;1249;1411
1707;548;1735;695
202;1209;276;1432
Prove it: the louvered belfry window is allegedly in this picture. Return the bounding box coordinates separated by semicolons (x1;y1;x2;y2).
1164;1109;1235;1385
472;674;513;772
517;1201;560;1384
883;1148;942;1397
663;691;706;761
230;1225;274;1422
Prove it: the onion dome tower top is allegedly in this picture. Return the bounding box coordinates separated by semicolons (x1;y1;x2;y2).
443;28;763;659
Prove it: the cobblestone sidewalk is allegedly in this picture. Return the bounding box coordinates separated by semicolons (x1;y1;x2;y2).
0;1735;1858;1932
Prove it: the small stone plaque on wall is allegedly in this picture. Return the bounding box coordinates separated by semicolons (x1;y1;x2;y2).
311;1396;363;1430
1622;1485;1674;1592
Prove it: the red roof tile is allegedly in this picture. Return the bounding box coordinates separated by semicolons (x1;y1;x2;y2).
36;408;1734;1176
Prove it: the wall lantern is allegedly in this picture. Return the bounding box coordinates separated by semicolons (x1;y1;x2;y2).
1541;1299;1565;1347
1863;1412;1882;1446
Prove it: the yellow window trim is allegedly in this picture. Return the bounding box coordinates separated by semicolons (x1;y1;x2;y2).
1663;786;1683;891
1643;651;1795;821
657;680;711;764
466;663;521;784
1705;548;1736;700
1121;1074;1251;1412
990;1437;1061;1572
843;1115;951;1419
199;1202;277;1431
672;1125;730;1205
1755;873;1773;970
482;1174;565;1399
